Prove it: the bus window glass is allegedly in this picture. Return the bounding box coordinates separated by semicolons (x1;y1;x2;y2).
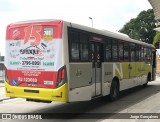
141;46;144;61
70;32;79;60
80;33;89;61
148;48;152;62
130;44;136;62
144;47;147;62
112;40;118;61
136;45;140;61
105;40;111;61
124;43;129;61
146;48;152;63
119;42;124;61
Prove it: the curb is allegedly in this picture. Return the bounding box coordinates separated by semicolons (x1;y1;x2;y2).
0;97;14;102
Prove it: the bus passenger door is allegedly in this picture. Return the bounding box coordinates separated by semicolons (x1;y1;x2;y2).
90;42;102;97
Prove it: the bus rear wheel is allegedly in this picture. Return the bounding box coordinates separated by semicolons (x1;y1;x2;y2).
143;73;150;87
109;80;119;101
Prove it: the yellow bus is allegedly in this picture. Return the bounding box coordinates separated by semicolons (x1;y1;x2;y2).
4;19;156;102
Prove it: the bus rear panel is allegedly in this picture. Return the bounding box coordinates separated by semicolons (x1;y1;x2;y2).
5;20;68;102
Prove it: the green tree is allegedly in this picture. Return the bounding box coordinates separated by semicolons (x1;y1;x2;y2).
119;9;156;44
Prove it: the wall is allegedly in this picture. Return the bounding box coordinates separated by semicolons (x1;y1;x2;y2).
157;56;160;73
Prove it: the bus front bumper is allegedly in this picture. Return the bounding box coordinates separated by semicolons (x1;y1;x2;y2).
4;81;68;102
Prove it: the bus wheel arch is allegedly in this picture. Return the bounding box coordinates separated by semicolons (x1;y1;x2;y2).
109;76;120;101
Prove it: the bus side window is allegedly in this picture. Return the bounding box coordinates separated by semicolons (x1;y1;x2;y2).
119;42;124;61
144;47;147;62
141;46;144;61
130;44;136;62
145;48;152;63
105;39;112;61
69;31;80;61
136;45;141;62
112;40;118;61
124;43;129;61
80;33;89;61
148;48;152;62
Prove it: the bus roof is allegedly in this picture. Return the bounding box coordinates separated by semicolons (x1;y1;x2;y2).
11;19;60;24
8;19;154;48
64;21;154;48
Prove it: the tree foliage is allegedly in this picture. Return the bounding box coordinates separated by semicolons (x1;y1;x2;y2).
119;9;156;44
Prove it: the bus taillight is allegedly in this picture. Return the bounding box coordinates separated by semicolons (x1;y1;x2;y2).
57;66;66;87
61;69;65;79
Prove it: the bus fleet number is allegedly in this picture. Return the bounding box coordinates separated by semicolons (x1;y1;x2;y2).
24;78;37;82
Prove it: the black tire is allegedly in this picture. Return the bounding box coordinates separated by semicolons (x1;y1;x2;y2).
109;80;119;101
143;74;150;87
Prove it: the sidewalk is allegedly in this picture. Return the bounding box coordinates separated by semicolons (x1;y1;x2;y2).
0;82;11;102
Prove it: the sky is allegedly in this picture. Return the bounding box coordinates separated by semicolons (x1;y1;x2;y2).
0;0;152;56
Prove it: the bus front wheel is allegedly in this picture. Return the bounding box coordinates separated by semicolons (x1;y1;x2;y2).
109;80;119;101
